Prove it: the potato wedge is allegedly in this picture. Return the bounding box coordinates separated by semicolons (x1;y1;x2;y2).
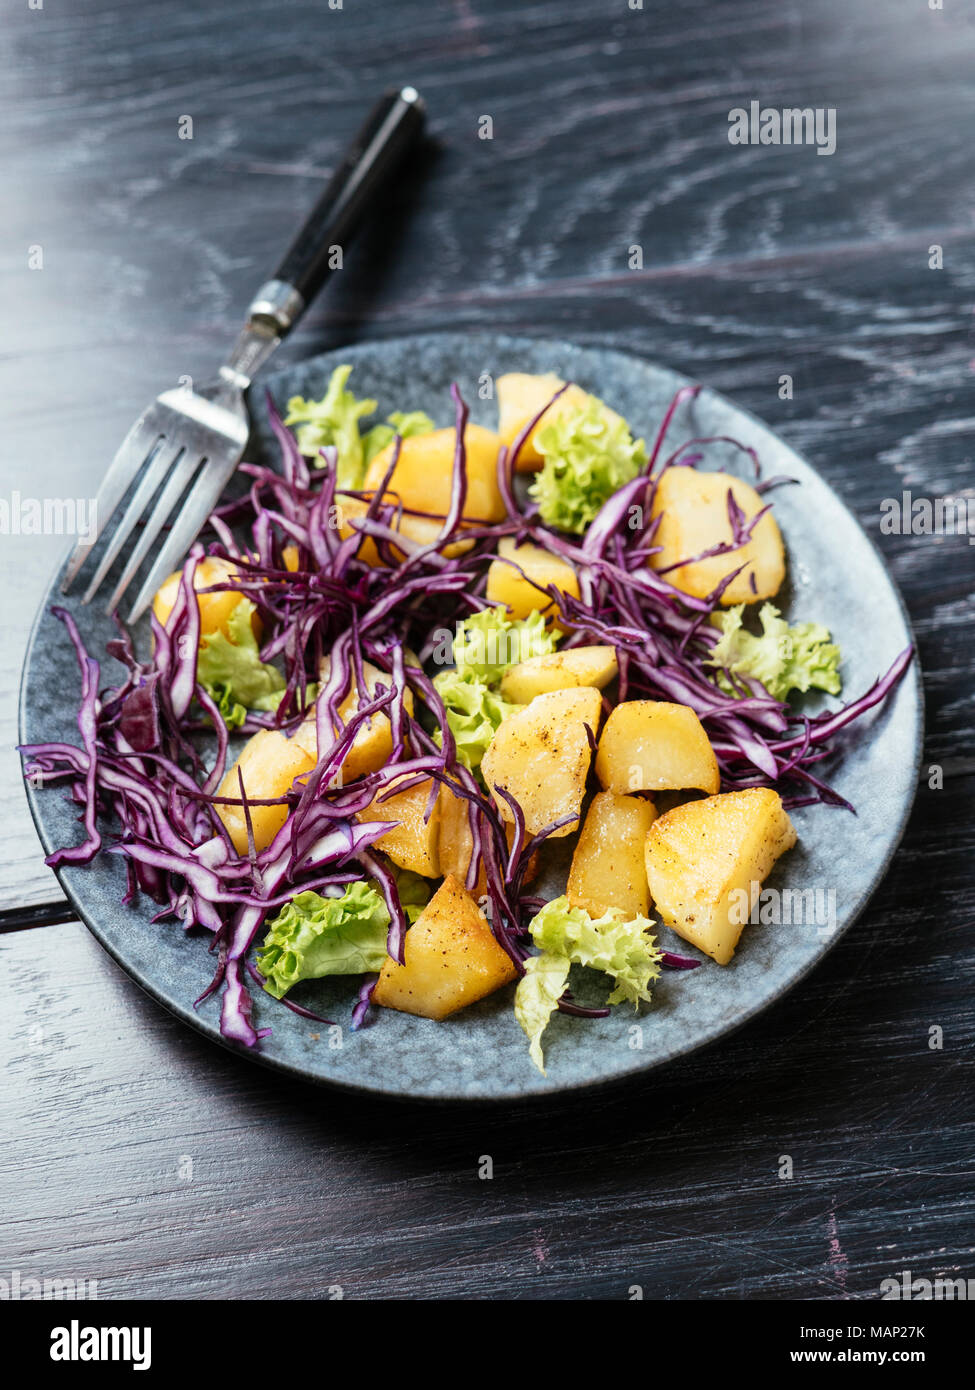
496;372;591;470
373;874;517;1019
153;555;259;643
355;777;440;877
644;788;797;964
595;700;720;795
485;536;580;627
303;656;415;783
437;783;538;895
437;784;491;894
363;423;505;523
481;686;602;837
567;791;657;918
215;728;317;855
650;468;785;605
335;495;472;567
500;645;618;704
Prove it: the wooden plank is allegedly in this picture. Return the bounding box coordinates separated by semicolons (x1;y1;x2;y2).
6;236;974;910
2;0;974;1299
5;0;975;912
0;754;971;1300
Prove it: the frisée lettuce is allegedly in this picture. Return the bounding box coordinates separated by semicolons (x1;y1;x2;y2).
452;606;556;684
433;606;558;770
362;410;436;466
514;952;572;1075
709;603;842;702
515;896;663;1072
529;395;646;534
433;672;516;773
285;364;433;488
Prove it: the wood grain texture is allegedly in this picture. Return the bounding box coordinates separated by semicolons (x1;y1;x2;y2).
4;0;975;907
1;0;973;1298
1;763;972;1302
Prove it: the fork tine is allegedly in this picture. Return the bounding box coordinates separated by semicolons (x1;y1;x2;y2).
81;444;184;604
60;414;164;593
103;450;207;615
127;462;235;624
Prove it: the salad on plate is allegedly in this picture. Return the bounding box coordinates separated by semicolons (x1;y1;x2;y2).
22;366;913;1073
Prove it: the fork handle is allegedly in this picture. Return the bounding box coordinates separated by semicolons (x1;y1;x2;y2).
247;87;426;337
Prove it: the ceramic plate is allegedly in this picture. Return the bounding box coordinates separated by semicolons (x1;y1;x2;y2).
20;333;923;1100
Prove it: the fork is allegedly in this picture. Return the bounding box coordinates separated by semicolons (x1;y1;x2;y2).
61;87;426;623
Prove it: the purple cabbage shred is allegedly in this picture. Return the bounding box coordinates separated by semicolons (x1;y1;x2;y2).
20;383;914;1048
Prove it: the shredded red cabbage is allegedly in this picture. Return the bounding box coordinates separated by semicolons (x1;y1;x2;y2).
21;379;913;1047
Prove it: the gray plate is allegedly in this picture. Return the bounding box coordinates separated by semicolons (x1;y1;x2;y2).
20;333;923;1101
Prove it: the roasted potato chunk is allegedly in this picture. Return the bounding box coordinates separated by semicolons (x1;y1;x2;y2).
373;874;517;1019
495;372;591;470
595;700;720;795
650;468;785;605
304;656;415;783
481;686;602;837
335;495;472;567
153;555;259;643
567;791;657;919
437;783;538;895
644;788;797;964
438;782;486;892
356;776;441;877
499;645;618;704
215;728;317;855
485;537;580;627
363;423;505;523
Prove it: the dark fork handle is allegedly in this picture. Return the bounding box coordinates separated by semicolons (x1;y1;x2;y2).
247;87;425;336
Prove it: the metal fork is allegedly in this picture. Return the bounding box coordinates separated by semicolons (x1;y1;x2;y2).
62;87;425;623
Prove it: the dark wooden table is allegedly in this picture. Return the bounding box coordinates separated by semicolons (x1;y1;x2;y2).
2;0;973;1301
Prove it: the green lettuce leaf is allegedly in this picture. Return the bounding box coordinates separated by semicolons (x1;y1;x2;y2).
285;365;376;487
257;884;389;999
256;879;428;1001
433;670;517;772
515;896;663;1072
529;394;646;534
197;598;285;726
452;606;557;684
285;366;434;488
432;606;558;770
205;681;248;731
362;409;436;467
514;952;571;1076
389;866;434;912
709;603;842;702
529;896;662;1007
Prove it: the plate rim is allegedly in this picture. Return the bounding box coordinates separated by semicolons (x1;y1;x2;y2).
19;330;925;1103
